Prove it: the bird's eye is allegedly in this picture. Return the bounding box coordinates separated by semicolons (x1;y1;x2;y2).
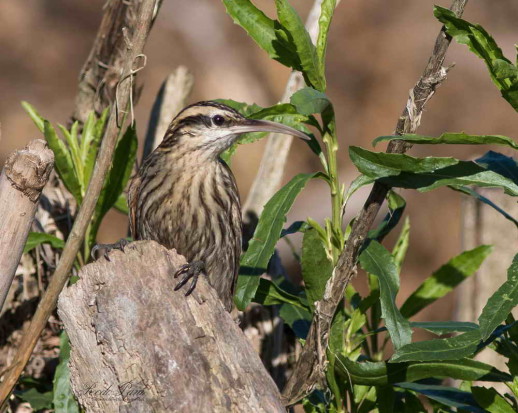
212;115;225;126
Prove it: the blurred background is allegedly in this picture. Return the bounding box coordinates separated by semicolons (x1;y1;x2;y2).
1;0;517;325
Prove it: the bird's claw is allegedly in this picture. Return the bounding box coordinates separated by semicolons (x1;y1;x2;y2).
174;261;205;296
91;238;130;261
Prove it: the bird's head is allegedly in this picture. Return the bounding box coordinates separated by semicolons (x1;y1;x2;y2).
161;101;310;158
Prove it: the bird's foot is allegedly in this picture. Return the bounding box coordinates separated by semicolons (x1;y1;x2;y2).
91;238;130;261
174;261;205;296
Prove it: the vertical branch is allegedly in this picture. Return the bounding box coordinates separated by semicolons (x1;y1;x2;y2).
0;140;54;312
281;0;469;405
0;0;159;403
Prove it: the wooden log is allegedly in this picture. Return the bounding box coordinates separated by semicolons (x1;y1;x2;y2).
0;140;54;312
57;241;284;412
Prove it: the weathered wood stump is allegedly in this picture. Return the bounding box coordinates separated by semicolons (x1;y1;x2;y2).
58;241;284;412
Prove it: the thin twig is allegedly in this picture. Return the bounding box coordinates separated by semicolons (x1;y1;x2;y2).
142;66;194;160
281;0;469;405
0;0;159;403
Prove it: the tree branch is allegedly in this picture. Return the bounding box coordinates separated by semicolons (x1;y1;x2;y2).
0;140;54;312
0;0;159;403
281;0;469;405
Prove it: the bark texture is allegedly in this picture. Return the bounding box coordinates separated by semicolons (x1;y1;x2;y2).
0;139;54;312
58;241;284;413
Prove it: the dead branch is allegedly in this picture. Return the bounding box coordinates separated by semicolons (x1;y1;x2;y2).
0;140;54;312
57;241;284;413
281;0;470;405
142;66;194;160
0;0;160;403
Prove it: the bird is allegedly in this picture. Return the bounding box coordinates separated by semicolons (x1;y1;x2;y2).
103;101;310;312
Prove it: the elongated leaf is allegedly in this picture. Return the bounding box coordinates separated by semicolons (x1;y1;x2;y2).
411;321;479;335
327;307;347;407
435;6;518;111
451;185;518;228
22;101;45;132
44;121;83;203
89;124;138;243
316;0;336;76
368;191;405;242
471;386;516;413
359;241;412;349
53;332;80;413
401;245;493;318
475;151;518;184
391;329;481;362
279;302;311;338
24;232;65;253
14;388;53;410
478;254;518;340
374;132;518;150
301;227;333;311
350;147;518;196
275;0;324;90
253;278;308;310
84;109;109;186
396;382;485;413
392;216;410;271
58;123;84;196
335;356;511;385
222;0;300;70
235;173;316;310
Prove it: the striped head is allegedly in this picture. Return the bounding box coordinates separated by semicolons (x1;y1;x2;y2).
160;101;309;158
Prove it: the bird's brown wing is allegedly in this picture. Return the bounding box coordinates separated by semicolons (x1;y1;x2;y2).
127;173;142;240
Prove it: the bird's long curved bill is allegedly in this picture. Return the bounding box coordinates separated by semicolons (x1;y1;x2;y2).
230;119;310;140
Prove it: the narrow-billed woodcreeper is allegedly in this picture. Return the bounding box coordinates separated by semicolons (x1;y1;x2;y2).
127;101;309;311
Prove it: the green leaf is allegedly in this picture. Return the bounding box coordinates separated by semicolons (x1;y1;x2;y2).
58;123;84;196
222;0;300;71
235;173;316;310
349;147;518;196
410;321;479;335
475;151;518;184
316;0;337;76
368;191;406;242
359;241;412;349
253;278;309;310
279;302;311;338
390;329;481;362
301;227;334;311
335;356;512;385
374;132;518;150
15;388;53;410
451;185;518;228
471;386;516;413
434;6;518;111
24;232;65;254
89;124;138;244
44;121;83;203
290;87;331;115
275;0;325;90
392;216;410;271
400;245;493;318
113;193;129;214
327;307;347;408
22;101;45;132
478;254;518;340
396;382;485;413
83;109;108;186
53;332;80;413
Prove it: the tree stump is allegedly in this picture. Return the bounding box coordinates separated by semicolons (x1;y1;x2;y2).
57;241;284;412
